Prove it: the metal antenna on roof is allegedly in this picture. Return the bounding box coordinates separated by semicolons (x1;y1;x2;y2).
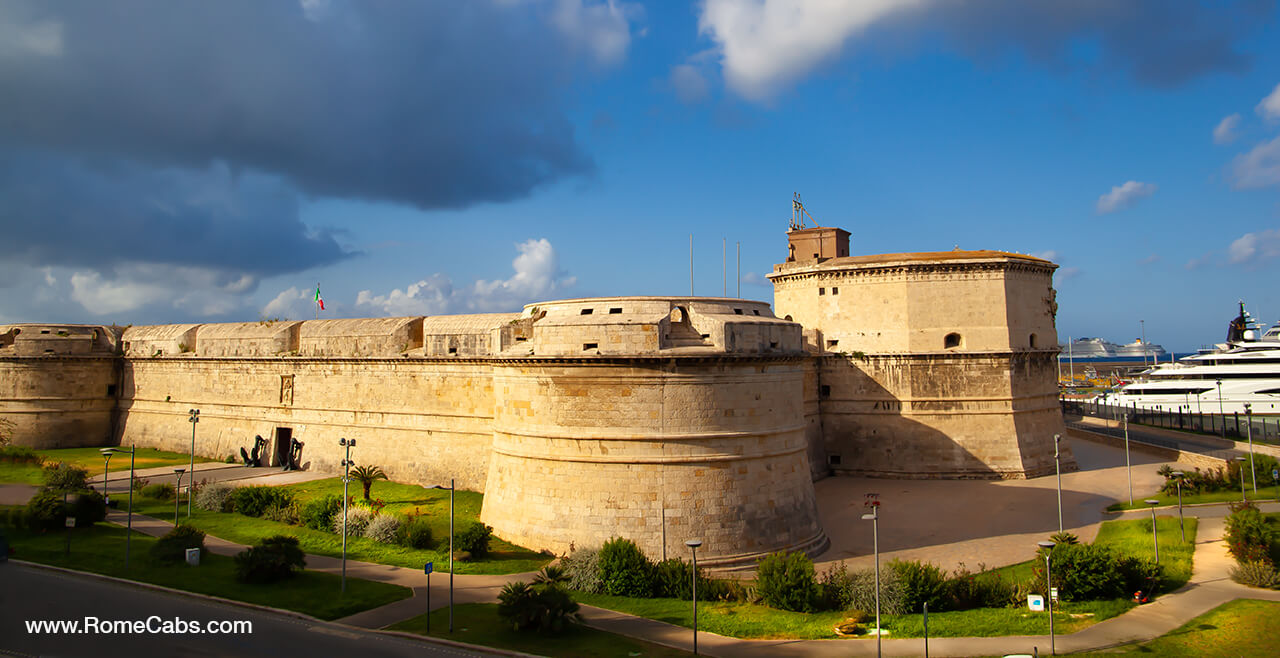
791;193;820;230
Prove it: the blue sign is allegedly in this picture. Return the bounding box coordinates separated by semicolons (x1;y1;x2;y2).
1273;469;1278;481
424;562;433;574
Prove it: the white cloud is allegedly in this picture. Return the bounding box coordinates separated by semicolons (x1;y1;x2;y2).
1029;250;1058;262
670;64;710;104
698;0;923;101
1138;254;1159;265
1057;266;1081;279
1231;135;1280;189
1256;82;1280;121
356;238;575;317
68;264;256;316
1096;181;1157;214
298;0;331;22
260;286;318;320
739;271;771;287
0;5;63;58
1213;113;1241;144
551;0;637;68
1228;229;1280;266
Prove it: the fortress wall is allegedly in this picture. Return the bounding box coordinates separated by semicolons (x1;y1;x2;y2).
298;317;423;357
800;359;828;480
773;272;910;352
481;358;827;567
195;322;302;357
0;357;119;447
817;353;1068;478
1003;268;1060;350
903;268;1012;352
115;358;496;491
122;324;200;357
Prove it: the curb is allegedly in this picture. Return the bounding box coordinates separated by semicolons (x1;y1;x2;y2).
5;560;524;656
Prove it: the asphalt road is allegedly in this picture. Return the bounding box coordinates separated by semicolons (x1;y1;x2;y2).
0;562;498;658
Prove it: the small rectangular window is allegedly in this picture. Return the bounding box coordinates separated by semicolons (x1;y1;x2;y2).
832;287;839;295
826;339;839;349
819;288;826;295
828;454;842;466
580;308;593;315
700;333;710;339
448;347;457;355
769;341;779;349
820;385;831;397
106;385;117;397
753;310;760;316
583;342;598;350
734;308;743;315
515;336;527;342
609;307;622;314
41;330;50;334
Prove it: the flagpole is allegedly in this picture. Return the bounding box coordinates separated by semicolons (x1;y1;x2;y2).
315;282;319;320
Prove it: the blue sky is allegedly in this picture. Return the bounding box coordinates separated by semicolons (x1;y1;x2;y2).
2;1;1280;352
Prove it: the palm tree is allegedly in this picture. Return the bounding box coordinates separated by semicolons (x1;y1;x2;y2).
349;465;387;501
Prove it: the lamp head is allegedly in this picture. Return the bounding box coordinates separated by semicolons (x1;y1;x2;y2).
860;512;877;521
685;539;702;549
1236;456;1247;463
1037;540;1055;550
1171;471;1184;477
1144;499;1160;506
174;468;185;476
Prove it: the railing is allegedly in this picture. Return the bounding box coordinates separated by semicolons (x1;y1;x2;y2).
1061;399;1280;447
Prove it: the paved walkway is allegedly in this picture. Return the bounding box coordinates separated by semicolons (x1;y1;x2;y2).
92;462;329;498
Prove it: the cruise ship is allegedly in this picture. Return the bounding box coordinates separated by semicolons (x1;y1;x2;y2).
1104;303;1280;416
1059;336;1168;360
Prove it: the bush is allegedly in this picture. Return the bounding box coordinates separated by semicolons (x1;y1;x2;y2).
818;562;855;611
364;514;401;544
231;486;294;518
598;537;655;598
332;506;375;537
262;501;300;525
24;489;67;531
141;483;175;500
300;494;344;531
889;559;949;613
457;523;493;558
42;462;89;492
395;517;434;549
756;551;820;612
5;507;28;529
149;524;206;563
1231;560;1280;589
947;563;1013;610
847;566;907;615
1224;502;1278;565
497;577;582;634
71;490;107;527
195;482;236;513
1034;544;1127;602
234;535;306;583
652;558;712;600
562;547;603;594
0;445;41;464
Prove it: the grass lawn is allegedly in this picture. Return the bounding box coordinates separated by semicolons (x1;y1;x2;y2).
128;483;550;575
1071;599;1280;657
574;593;1131;640
1108;486;1280;511
0;520;410;620
388;603;694;657
0;447;216;485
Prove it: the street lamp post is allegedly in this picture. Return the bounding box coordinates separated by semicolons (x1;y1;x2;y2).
1235;456;1248;503
1038;540;1056;656
432;480;456;633
1245;403;1258;493
1216;379;1225;438
861;505;882;658
1123;414;1133;505
172;468;185;526
187;409;199;519
101;451;113;505
1170;471;1185;543
686;539;702;655
1145;499;1160;563
1054;433;1063;534
101;446;135;568
339;437;356;593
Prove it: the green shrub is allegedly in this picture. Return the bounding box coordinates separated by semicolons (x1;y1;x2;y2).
456;523;493;558
149;524;206;563
71;490;107;527
262;501;300;525
1224;502;1277;565
141;483;175;500
1034;544;1127;602
42;462;89;492
332;506;375;537
300;494;344;531
394;517;434;549
598;537;654;598
889;559;949;613
818;561;855;611
562;547;603;594
234;535;306;583
756;551;819;612
24;489;68;531
5;507;28;529
364;514;401;544
847;566;907;615
652;558;712;599
1231;560;1280;589
497;568;582;634
194;482;235;513
0;445;41;464
947;563;1014;609
231;486;294;518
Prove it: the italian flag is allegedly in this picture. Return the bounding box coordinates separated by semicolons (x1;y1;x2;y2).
314;285;324;311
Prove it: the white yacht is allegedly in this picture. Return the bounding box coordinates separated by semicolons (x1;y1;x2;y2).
1105;303;1280;416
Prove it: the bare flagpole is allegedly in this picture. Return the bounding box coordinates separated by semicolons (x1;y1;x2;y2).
689;234;694;296
736;241;741;298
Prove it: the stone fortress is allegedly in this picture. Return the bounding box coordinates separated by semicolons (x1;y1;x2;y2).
0;220;1071;568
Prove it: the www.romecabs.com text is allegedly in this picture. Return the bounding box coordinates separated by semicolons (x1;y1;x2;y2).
26;617;253;635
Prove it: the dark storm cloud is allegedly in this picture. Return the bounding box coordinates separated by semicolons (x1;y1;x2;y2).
0;151;350;276
0;0;594;210
911;0;1273;88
